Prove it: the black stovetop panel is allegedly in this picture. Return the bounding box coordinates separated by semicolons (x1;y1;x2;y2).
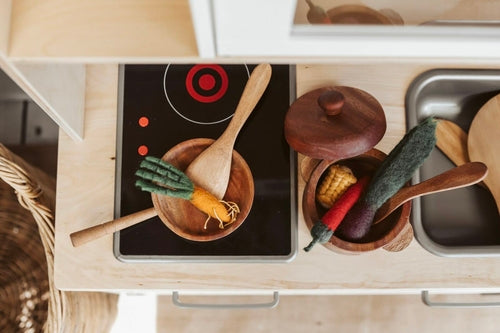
114;64;296;260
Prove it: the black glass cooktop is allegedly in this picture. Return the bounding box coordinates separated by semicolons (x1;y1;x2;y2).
114;64;297;262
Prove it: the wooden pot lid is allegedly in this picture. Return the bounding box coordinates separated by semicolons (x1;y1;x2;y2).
284;86;386;161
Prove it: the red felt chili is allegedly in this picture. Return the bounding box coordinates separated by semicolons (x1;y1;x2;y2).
304;176;370;252
321;176;370;230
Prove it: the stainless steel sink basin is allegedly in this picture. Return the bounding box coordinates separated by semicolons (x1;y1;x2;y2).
406;69;500;257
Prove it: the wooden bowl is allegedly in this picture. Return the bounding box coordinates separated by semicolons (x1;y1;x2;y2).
303;148;412;254
151;138;254;242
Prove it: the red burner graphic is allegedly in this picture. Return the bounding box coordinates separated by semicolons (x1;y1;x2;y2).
185;64;228;103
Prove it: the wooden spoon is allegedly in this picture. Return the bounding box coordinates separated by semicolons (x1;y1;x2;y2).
373;162;488;224
436;119;469;166
70;207;157;247
436;118;487;189
468;93;500;213
185;63;272;199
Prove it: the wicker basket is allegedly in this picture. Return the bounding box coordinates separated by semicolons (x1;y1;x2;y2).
0;144;118;333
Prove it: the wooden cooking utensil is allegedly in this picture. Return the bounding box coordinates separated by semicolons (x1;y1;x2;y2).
152;138;254;242
185;63;272;199
70;207;157;247
436;119;469;166
373;162;488;224
468;93;500;213
436;118;487;189
70;138;255;247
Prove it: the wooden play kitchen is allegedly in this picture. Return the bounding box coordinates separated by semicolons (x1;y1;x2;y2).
52;63;500;297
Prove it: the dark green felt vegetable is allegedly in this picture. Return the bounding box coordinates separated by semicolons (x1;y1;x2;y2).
336;117;437;240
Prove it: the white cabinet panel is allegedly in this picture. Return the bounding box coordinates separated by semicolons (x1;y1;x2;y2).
208;0;500;59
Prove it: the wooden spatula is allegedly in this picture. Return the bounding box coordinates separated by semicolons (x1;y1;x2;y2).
185;63;272;199
468;93;500;213
436;119;469;166
373;162;488;224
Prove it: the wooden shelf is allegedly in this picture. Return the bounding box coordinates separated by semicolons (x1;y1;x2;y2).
8;0;198;60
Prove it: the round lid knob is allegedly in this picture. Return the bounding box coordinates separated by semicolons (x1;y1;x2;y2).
284;86;386;161
317;89;345;116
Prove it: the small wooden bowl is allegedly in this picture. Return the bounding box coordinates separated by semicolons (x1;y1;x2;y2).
303;148;412;254
152;138;254;242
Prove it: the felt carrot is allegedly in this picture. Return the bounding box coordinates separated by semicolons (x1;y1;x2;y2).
304;176;370;252
135;156;239;229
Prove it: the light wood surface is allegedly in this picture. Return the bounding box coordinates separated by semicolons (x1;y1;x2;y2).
8;0;197;59
185;64;271;199
13;63;86;140
468;93;500;213
436;119;469;166
157;294;500;333
55;62;500;292
0;60;86;141
373;162;488;223
2;2;86;141
1;2;86;141
0;0;11;54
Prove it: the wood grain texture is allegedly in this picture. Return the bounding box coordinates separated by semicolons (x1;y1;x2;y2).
436;119;469;166
185;64;271;200
157;294;500;333
70;207;158;247
285;86;386;161
54;63;500;292
152;138;254;242
382;222;414;252
0;62;86;141
373;162;488;223
302;148;411;254
54;64;119;289
468;93;500;213
13;62;86;140
300;156;321;182
9;0;197;59
0;0;11;54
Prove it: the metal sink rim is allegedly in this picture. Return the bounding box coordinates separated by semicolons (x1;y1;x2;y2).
406;68;500;257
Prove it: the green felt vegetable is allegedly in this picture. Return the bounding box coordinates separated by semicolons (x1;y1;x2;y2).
135;156;239;226
336;117;437;240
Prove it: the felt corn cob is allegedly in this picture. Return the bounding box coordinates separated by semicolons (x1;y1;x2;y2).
316;164;357;209
336;117;437;241
135;156;239;229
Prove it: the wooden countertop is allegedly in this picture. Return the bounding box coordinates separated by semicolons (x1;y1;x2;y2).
54;63;500;293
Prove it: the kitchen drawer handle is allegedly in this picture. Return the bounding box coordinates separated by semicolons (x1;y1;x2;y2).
422;291;500;308
172;291;279;309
